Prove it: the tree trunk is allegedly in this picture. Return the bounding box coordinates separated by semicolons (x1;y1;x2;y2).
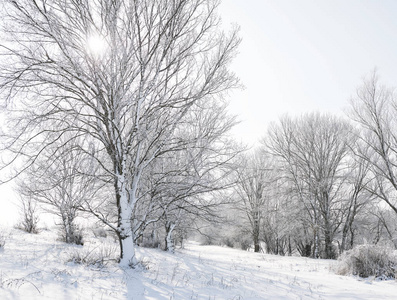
253;219;260;252
313;228;319;258
118;216;137;267
324;229;334;259
119;232;136;267
349;226;355;248
323;215;335;259
340;213;355;254
340;224;349;254
116;176;137;268
165;221;176;253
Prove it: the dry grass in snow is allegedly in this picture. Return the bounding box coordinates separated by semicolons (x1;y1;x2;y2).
0;226;397;299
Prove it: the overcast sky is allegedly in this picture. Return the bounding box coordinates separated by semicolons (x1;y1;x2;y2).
220;0;397;146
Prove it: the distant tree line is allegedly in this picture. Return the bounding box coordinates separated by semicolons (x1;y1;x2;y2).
228;71;397;259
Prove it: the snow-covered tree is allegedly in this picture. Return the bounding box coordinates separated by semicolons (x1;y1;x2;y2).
349;71;397;217
265;113;352;259
17;137;100;244
0;0;240;266
233;151;277;252
139;101;238;252
338;152;373;253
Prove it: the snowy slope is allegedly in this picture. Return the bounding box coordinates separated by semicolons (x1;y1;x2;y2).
0;226;396;299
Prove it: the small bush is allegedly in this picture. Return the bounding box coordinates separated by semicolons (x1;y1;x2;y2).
220;235;251;250
228;231;252;251
337;244;397;280
18;197;39;234
200;234;216;246
221;237;235;248
136;229;161;248
61;225;84;245
140;239;160;249
71;231;84;245
66;245;117;268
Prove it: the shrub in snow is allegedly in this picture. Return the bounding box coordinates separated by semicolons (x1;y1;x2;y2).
60;225;84;245
337;244;397;280
221;236;234;248
71;230;84;246
236;233;252;251
221;235;251;250
66;246;117;268
16;219;39;234
137;229;160;249
199;234;217;246
140;238;160;249
18;196;39;234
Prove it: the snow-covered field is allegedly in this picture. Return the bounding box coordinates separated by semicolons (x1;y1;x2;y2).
0;227;396;300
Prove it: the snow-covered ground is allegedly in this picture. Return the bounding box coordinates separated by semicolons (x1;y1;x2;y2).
0;226;396;299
